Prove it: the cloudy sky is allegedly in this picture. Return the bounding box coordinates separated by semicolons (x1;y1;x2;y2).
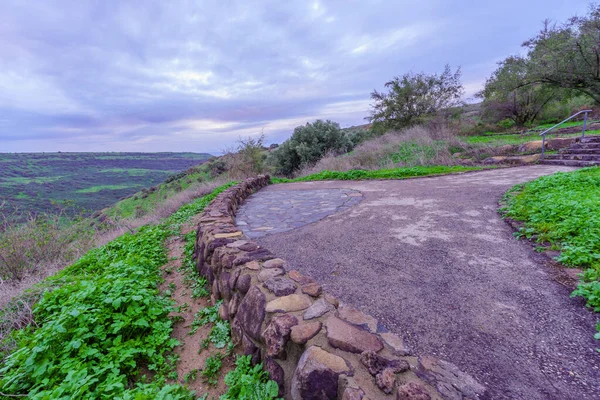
0;0;590;154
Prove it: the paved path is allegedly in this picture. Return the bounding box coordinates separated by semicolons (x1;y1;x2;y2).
236;166;600;400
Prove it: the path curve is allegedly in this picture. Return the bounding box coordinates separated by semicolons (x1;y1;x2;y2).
236;166;600;400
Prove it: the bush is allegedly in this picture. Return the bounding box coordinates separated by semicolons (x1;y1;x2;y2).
219;355;280;400
0;207;96;282
267;120;351;176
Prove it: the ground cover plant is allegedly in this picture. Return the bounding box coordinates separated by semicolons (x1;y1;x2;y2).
501;167;600;343
0;152;211;219
273;165;483;183
0;182;281;398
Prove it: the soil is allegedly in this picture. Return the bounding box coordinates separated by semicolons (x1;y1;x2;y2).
159;220;234;398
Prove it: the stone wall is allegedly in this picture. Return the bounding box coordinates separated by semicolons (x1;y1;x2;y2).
193;176;485;400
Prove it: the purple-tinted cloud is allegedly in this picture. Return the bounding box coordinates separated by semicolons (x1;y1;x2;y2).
0;0;590;153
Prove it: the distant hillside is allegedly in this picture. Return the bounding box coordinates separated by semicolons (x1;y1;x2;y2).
0;152;213;216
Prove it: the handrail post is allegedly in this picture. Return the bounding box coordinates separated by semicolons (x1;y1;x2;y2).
541;134;546;159
582;111;589;138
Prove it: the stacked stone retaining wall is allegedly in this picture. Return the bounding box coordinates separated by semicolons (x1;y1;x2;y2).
193;176;485;400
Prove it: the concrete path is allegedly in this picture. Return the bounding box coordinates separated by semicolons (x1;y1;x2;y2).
236;166;600;400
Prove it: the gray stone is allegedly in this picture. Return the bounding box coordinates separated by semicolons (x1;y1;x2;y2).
234;286;266;341
264;277;297;296
291;346;352;400
397;382;431;400
236;274;252;294
263;314;298;359
376;368;397;394
325;317;383;354
258;267;285;282
303;298;333;320
417;356;486;400
264;357;285;397
360;350;409;376
263;258;285;269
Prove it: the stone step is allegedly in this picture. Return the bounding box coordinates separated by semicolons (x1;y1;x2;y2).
545;154;600;161
580;136;600;143
559;148;600;155
569;142;600;150
540;159;600;167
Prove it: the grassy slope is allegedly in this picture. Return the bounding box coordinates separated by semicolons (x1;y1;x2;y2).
0;183;279;398
274;165;484;183
0;152;212;216
465;129;600;145
501;167;600;341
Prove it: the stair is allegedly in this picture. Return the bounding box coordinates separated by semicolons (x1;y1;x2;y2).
541;136;600;167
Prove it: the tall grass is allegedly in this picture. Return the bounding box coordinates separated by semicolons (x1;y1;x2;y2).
298;125;465;176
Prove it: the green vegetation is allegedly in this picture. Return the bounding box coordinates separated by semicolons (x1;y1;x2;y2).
0;224;194;398
220;355;280;400
501;167;600;344
273;165;483;183
0;183;276;398
267;120;351;176
76;184;140;193
464;129;600;146
0;152;212;218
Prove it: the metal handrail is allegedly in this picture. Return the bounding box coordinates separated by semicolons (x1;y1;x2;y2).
540;110;592;159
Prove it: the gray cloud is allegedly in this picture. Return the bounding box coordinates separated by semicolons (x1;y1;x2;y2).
0;0;590;153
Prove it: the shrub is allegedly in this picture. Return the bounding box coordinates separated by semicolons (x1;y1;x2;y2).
219;355;280;400
267;120;351;176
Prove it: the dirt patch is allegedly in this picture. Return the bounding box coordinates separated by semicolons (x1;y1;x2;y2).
158;223;234;398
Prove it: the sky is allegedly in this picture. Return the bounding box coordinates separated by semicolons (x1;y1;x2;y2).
0;0;591;154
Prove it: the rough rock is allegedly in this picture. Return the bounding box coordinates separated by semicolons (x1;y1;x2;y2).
380;332;411;356
235;286;266;341
258;267;285;282
263;258;286;269
244;261;260;270
326;317;383;354
289;269;314;285
229;292;241;317
226;240;248;248
218;303;229;321
303;298;334;320
360;351;409;376
264;277;297;296
342;387;365;400
228;268;241;290
301;282;322;297
242;333;261;365
264;357;285;397
214;231;243;239
417;356;485;400
233;248;275;266
263;314;298;359
266;294;312;313
291;346;352;400
338;304;378;332
376;368;397;394
397;382;431;400
324;293;339;308
290;321;322;345
236;274;252;294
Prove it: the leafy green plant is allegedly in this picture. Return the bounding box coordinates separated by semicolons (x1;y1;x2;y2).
502;167;600;345
201;353;224;386
209;320;231;349
220;355;280;400
183;368;198;383
189;301;222;335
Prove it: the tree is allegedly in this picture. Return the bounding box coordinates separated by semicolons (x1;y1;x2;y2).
524;4;600;103
478;56;558;126
367;65;464;132
223;135;267;179
267;120;350;176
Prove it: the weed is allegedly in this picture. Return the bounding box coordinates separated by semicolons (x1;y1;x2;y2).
183;368;198;383
220;355;280;400
189;301;221;335
201;353;224;386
